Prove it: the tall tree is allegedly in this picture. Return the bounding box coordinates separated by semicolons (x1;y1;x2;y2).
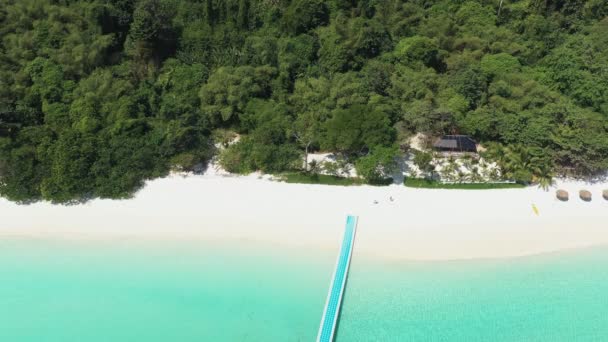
126;0;177;69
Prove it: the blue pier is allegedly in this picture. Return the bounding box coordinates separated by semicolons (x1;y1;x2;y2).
317;215;358;342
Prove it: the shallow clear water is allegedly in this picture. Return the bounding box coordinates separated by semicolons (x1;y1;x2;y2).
1;238;607;341
340;249;608;341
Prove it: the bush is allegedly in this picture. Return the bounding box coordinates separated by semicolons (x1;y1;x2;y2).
413;150;435;178
281;173;361;186
355;146;399;183
404;178;525;189
218;137;300;174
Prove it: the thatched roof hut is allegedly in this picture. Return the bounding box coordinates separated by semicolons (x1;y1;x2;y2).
556;189;569;201
603;189;608;201
579;190;592;202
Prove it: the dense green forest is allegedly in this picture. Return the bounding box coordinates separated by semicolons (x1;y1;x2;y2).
1;0;607;202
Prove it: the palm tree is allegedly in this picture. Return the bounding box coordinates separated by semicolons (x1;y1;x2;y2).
535;174;554;191
533;160;555;190
502;145;537;183
500;144;555;187
483;143;509;174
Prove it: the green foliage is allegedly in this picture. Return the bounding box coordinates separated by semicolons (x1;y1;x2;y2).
455;2;496;36
219;136;300;174
394;36;443;70
316;14;391;73
480;53;521;79
453;65;487;109
126;0;177;64
277;34;317;82
354;146;399;183
218;99;300;174
199;66;277;126
0;0;607;202
39;131;98;201
413;150;435;177
0;143;44;202
283;0;329;35
281;172;362;186
322;105;394;154
156;59;208;120
404;178;525;190
482;143;554;185
541;19;608;113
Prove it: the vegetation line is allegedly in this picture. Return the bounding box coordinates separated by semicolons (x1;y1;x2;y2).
404;178;526;190
280;173;363;186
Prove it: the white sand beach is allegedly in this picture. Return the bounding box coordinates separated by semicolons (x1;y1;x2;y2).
1;171;607;261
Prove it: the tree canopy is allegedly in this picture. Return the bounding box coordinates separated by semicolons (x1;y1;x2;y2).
1;0;607;202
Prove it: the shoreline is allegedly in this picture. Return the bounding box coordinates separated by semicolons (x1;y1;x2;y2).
1;172;607;261
2;232;605;264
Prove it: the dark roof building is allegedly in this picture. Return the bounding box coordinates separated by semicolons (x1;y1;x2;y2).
433;135;477;153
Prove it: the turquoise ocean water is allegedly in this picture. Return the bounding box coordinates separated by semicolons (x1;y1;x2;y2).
1;238;607;341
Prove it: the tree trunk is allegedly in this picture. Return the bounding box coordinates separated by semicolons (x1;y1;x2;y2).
304;143;309;171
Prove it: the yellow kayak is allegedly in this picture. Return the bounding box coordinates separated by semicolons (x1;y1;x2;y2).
532;204;539;215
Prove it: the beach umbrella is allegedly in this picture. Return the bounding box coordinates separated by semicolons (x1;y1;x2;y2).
556;189;569;201
603;189;608;201
579;190;592;202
